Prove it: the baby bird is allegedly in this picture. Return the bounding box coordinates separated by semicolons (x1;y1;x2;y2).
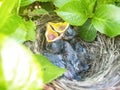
43;22;89;81
45;22;73;42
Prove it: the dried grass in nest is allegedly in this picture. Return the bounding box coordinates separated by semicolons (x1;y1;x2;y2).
51;34;120;90
25;15;120;90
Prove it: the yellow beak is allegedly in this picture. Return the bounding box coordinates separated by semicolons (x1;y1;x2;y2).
48;22;69;33
45;24;58;42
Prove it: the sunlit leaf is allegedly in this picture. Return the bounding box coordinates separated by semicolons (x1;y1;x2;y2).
37;0;52;2
10;20;36;43
24;20;36;41
79;19;97;42
0;59;6;90
10;27;27;43
81;0;96;18
96;0;115;9
20;0;35;6
56;0;90;26
0;14;22;35
0;35;43;89
20;0;52;6
0;14;35;43
12;0;21;14
56;1;87;26
97;0;115;5
92;5;120;37
52;0;73;7
0;0;18;29
35;54;66;83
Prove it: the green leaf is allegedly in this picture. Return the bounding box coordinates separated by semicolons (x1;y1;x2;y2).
96;0;115;8
115;0;120;2
82;0;96;18
115;0;120;7
24;20;36;41
28;8;48;16
116;2;120;7
10;27;27;43
79;19;97;42
20;0;35;6
37;0;52;2
0;35;43;89
1;19;35;43
97;0;115;4
0;14;35;43
92;5;120;37
20;0;52;6
52;0;73;7
56;1;89;26
35;54;65;83
0;0;18;29
11;20;36;43
0;14;22;35
0;59;6;90
12;0;21;14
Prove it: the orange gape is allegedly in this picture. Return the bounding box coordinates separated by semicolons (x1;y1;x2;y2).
48;22;69;33
45;24;58;42
45;22;69;42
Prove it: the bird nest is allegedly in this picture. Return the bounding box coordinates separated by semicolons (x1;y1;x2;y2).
51;35;120;90
25;15;120;90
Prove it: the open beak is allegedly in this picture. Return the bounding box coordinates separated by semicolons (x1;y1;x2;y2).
48;22;69;33
45;24;58;42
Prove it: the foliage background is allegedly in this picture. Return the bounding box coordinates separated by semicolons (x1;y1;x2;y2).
1;0;120;89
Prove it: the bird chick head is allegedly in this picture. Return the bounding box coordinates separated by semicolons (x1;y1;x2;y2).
45;22;69;42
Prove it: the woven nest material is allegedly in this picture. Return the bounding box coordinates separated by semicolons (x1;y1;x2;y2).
51;34;120;90
25;15;120;90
